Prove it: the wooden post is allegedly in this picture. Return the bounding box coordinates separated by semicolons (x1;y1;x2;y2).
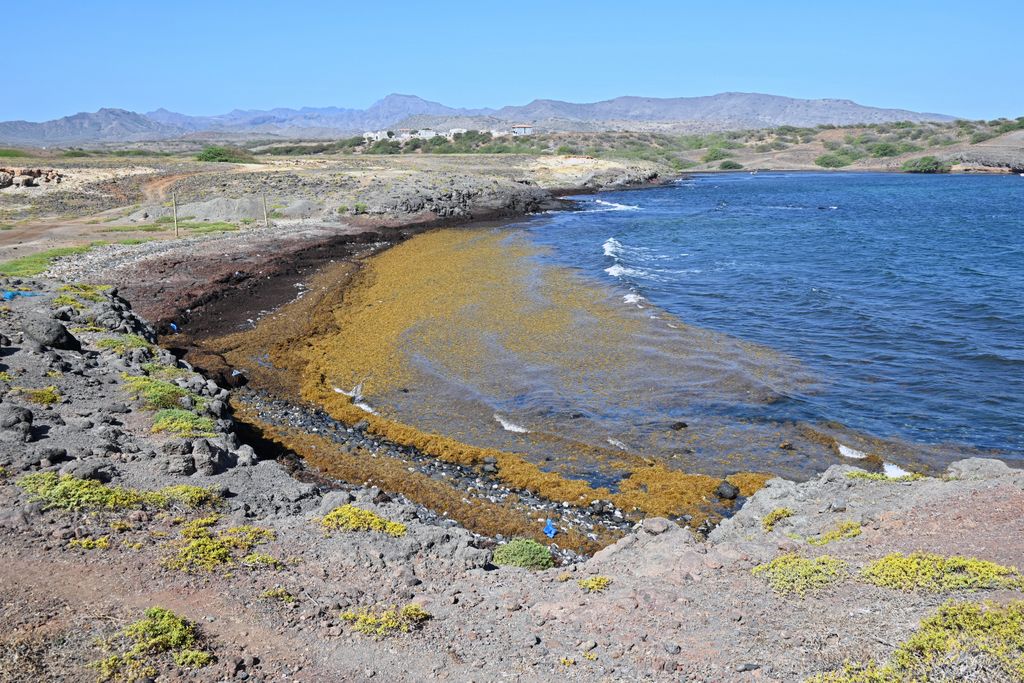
172;191;179;238
262;192;270;228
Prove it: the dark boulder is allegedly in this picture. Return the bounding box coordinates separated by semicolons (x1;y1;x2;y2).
715;481;740;500
22;315;81;351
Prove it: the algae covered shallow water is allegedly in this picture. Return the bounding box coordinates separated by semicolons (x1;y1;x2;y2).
291;172;1022;483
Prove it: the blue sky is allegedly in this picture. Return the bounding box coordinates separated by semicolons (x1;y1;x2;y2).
5;1;1021;121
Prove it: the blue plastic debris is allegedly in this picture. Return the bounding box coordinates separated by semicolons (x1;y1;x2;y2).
169;322;179;332
2;291;40;301
543;519;557;538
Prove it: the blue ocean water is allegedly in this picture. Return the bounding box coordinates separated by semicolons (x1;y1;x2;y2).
526;172;1024;456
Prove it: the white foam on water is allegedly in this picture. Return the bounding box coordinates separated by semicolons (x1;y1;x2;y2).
602;237;623;258
605;264;648;278
607;438;628;450
883;462;913;478
837;443;867;459
593;199;641;211
494;414;530;433
622;293;645;306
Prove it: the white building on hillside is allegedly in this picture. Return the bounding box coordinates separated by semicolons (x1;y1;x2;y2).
510;124;534;136
415;129;438;140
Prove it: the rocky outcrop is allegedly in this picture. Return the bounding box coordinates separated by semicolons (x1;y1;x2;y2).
0;167;64;189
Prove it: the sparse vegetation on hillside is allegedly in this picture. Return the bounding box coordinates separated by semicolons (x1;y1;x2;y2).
0;148;29;158
242;116;1023;173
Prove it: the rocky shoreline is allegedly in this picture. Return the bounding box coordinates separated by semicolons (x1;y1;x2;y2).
0;277;1023;681
1;159;1023;681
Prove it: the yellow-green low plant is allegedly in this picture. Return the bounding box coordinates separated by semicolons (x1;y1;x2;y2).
69;535;110;550
762;507;794;533
808;600;1024;682
12;385;61;405
16;473;220;511
861;552;1024;592
164;516;275;573
321;504;407;537
846;470;924;483
752;553;847;595
807;521;862;546
90;607;213;681
151;409;216;437
340;604;431;638
578;576;612;593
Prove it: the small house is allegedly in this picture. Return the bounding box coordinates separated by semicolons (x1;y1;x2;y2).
510;124;534;136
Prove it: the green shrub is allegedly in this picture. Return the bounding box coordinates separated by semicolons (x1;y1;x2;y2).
0;148;28;158
868;142;920;157
365;140;402;155
702;147;731;163
492;538;553;569
815;153;856;168
902;156;951;173
719;160;744;170
196;146;255;163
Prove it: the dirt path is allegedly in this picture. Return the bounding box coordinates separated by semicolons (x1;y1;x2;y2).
141;171;198;203
0;170;209;263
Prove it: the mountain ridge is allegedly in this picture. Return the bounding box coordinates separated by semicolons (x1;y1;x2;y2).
0;92;957;145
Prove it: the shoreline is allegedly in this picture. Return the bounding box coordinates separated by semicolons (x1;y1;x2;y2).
0;277;1022;680
1;160;1023;679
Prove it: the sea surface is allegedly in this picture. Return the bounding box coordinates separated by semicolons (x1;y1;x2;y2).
523;172;1024;458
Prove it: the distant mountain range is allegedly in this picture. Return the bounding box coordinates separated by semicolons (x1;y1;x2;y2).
0;93;956;146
